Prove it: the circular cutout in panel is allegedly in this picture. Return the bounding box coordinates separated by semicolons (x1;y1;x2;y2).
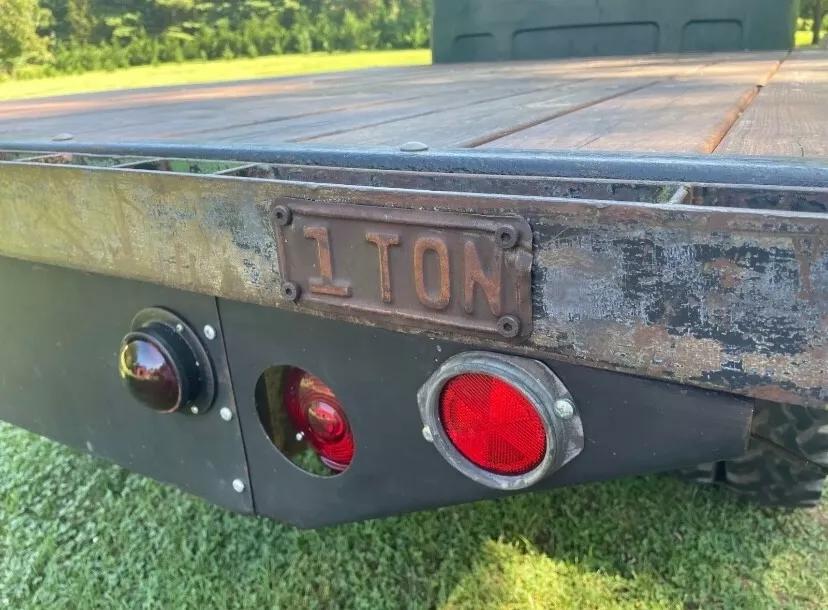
255;365;354;476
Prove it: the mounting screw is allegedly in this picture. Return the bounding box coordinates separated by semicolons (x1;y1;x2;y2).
496;315;521;339
203;325;216;340
219;407;233;422
496;225;519;249
400;141;428;152
189;405;200;415
52;133;74;142
281;281;300;302
174;323;184;333
273;205;293;226
295;431;305;442
553;398;575;420
232;479;246;493
422;426;434;442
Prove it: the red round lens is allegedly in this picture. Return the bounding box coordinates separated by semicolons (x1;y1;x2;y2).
438;373;547;475
119;339;181;412
284;369;353;471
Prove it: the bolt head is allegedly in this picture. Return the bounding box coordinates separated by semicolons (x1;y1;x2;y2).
422;426;434;442
189;405;200;415
174;323;184;333
232;479;245;493
553;398;575;420
295;431;305;442
203;325;216;340
400;141;429;152
219;407;233;422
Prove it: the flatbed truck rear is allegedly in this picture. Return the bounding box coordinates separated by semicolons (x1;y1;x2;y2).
0;48;827;527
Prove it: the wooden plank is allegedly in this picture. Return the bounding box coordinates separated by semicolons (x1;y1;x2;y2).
0;73;568;143
482;53;786;153
307;58;715;148
0;54;701;144
0;57;648;122
194;80;576;144
716;51;828;158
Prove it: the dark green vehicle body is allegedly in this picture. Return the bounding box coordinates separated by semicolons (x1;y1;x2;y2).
432;0;799;63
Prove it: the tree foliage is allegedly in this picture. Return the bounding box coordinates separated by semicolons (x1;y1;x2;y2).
3;0;431;76
0;0;50;71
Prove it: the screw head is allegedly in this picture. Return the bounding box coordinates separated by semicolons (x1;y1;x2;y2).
174;323;184;333
232;479;246;493
281;281;300;302
553;398;575;420
273;205;293;226
496;315;521;339
203;325;216;340
52;133;74;142
400;141;429;152
496;225;519;249
295;431;305;442
422;426;434;442
219;407;233;422
189;405;200;415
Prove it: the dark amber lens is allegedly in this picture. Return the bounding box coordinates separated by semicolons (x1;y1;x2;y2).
119;339;181;412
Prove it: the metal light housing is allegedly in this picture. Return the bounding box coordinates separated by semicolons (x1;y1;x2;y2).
417;351;584;490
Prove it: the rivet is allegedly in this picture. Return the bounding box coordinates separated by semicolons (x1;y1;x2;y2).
496;315;521;339
496;225;519;249
203;325;216;340
219;407;233;422
232;479;246;493
281;282;300;302
273;205;293;226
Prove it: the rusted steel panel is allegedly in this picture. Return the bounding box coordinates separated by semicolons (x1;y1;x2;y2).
529;202;828;406
0;163;283;307
1;160;827;409
218;163;677;203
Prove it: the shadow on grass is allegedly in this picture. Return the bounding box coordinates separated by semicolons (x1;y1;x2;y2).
1;423;826;609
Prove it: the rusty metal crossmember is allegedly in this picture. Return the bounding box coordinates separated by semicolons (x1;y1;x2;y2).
1;145;827;409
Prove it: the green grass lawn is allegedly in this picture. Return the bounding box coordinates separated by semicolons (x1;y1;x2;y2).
0;49;431;102
1;422;826;609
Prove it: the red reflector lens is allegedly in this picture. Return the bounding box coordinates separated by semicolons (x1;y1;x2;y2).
284;368;353;471
439;373;546;475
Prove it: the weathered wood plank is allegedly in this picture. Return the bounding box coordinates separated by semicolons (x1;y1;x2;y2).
716;51;828;158
0;55;697;144
178;79;562;144
307;57;712;148
483;54;786;153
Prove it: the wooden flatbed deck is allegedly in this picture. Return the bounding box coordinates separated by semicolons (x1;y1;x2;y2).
2;50;826;158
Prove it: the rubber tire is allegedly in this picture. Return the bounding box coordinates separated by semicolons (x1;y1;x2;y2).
674;400;828;507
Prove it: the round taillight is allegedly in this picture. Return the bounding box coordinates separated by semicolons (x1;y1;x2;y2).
119;308;216;415
284;368;353;471
418;352;584;490
119;337;184;413
439;373;546;475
